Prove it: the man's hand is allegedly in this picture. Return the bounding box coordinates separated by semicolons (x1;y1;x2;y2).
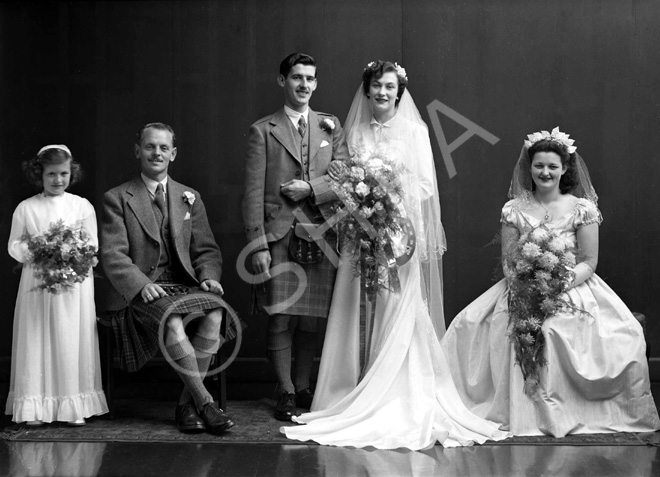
201;279;224;296
141;283;167;303
252;249;272;280
280;180;312;201
327;161;349;181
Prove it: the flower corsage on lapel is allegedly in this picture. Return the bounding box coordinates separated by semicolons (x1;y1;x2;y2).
182;191;195;206
320;118;335;133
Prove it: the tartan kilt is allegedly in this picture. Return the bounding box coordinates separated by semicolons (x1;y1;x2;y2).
254;228;338;318
108;290;244;372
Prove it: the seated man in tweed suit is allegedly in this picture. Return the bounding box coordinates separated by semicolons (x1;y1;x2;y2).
101;122;239;435
242;53;350;420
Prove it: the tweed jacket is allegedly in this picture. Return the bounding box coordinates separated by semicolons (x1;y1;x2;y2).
242;107;351;251
101;176;222;311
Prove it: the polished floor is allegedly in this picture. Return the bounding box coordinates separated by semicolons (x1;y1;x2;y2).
0;440;659;477
2;383;660;477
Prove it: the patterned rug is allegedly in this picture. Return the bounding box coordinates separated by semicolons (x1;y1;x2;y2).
1;399;659;446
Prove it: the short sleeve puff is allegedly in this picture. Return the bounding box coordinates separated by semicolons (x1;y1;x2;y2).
573;198;602;228
500;200;518;227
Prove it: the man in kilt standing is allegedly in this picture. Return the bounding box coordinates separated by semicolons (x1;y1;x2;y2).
242;53;350;421
101;122;239;434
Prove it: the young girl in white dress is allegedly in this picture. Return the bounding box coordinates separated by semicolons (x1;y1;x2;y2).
7;145;108;426
282;61;510;450
442;129;660;437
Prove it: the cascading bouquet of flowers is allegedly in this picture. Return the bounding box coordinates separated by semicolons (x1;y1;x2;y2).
22;219;98;294
504;224;583;396
330;144;408;302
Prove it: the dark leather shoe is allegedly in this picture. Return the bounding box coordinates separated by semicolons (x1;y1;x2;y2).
274;391;296;421
200;402;235;435
175;402;205;433
296;388;314;410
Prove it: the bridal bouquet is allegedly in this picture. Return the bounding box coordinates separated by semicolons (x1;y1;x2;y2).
330;145;408;302
504;224;580;396
23;219;98;294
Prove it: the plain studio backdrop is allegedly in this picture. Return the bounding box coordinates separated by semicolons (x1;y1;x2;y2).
1;0;658;388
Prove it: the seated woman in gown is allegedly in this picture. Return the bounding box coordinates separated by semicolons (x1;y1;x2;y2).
442;128;660;437
281;60;510;450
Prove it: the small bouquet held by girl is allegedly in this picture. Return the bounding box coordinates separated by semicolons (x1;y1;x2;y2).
22;218;98;294
504;224;585;396
328;144;412;302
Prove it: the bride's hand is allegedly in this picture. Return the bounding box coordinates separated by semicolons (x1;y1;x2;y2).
327;161;348;181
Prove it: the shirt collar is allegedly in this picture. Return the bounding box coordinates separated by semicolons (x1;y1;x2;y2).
370;114;396;129
141;173;168;198
284;105;309;126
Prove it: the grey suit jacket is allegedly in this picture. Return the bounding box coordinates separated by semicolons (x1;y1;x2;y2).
100;176;222;311
242;107;350;251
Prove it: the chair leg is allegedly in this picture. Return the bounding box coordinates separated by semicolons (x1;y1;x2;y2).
211;310;228;410
98;320;116;419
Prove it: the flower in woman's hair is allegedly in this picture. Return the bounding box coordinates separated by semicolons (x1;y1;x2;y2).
182;191;195;205
538;251;560;270
350;166;365;182
524;127;577;154
320;118;335;132
521;242;542;259
366;61;375;69
394;62;408;81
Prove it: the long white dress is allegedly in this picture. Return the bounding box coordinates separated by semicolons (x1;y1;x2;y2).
282;116;510;450
7;192;108;423
441;198;660;437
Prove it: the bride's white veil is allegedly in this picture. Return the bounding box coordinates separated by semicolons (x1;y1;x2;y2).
344;84;448;338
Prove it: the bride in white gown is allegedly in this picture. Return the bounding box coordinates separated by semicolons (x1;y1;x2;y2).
281;61;509;450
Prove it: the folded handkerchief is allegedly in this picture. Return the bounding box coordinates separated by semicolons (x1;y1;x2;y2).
320;140;329;148
184;212;191;220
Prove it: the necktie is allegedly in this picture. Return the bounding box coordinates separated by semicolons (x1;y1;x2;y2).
298;115;306;138
155;183;167;217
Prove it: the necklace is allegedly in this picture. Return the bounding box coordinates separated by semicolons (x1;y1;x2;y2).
534;197;553;221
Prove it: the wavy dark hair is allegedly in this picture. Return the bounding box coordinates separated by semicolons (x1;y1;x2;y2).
527;139;577;194
22;147;83;190
279;52;316;78
361;60;408;105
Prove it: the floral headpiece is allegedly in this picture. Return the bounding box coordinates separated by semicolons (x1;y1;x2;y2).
523;127;577;154
365;61;408;81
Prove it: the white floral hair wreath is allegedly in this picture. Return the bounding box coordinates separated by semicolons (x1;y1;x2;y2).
523;127;577;154
365;61;408;82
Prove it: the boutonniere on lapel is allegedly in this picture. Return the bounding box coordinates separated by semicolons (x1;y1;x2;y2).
320;118;335;133
182;191;195;206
